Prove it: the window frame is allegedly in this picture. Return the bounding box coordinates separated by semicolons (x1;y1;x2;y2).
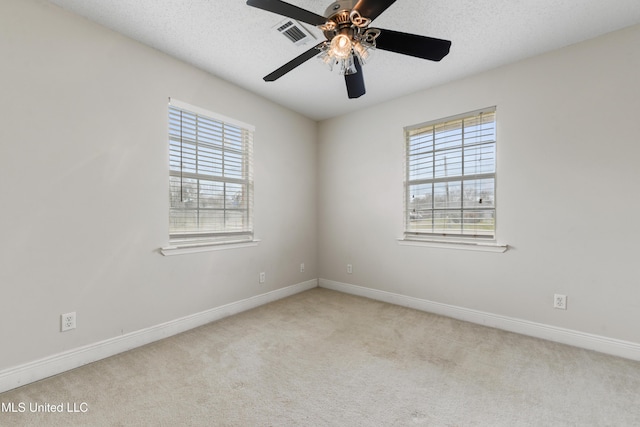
166;99;255;249
403;107;498;243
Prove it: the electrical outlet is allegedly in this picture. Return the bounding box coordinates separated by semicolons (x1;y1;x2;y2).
259;272;266;284
347;264;353;274
300;263;305;273
554;294;567;310
61;312;76;332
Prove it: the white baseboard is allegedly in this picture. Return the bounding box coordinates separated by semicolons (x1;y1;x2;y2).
319;278;640;361
0;279;318;394
4;277;637;394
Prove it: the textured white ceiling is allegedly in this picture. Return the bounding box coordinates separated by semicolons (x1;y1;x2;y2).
47;0;640;121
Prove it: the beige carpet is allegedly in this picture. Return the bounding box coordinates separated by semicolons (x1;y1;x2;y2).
1;288;639;426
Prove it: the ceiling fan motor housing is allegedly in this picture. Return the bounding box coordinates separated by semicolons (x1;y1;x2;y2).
323;0;359;39
324;0;358;18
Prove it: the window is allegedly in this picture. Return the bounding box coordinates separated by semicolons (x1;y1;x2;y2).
168;99;254;245
404;107;496;240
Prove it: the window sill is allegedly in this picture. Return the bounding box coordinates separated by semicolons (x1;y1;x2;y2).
398;238;508;253
160;239;261;256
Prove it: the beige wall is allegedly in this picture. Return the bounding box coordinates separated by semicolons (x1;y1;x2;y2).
317;24;640;343
0;0;317;370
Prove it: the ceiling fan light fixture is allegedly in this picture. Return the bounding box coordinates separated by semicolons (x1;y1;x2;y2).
352;40;370;63
319;48;358;76
341;54;358;75
329;33;352;59
319;49;337;72
318;30;360;75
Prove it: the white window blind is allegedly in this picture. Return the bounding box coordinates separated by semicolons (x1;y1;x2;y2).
404;107;496;239
168;100;254;244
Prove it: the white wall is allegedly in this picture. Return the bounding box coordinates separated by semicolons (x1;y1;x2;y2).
0;0;317;371
318;24;640;344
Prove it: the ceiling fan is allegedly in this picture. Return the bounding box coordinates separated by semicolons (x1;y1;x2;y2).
246;0;452;99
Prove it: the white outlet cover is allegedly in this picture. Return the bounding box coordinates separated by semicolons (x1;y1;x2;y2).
554;294;567;310
61;312;76;331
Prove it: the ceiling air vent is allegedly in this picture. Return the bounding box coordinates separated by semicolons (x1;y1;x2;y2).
274;19;315;46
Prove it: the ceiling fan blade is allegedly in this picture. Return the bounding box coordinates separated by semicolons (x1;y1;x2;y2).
246;0;327;26
263;42;324;81
344;56;365;99
374;28;451;61
353;0;397;22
